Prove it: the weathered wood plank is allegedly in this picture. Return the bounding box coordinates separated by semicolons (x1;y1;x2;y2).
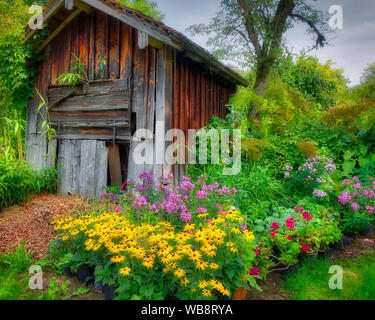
145;47;156;174
50;110;128;121
48;78;130;98
95;10;108;80
88;10;96;81
108;143;123;186
108;16;120;79
50;94;129;112
79;140;97;198
50;120;129;128
154;48;164;179
53;134;131;141
78;12;90;74
94;141;108;198
163;46;173;177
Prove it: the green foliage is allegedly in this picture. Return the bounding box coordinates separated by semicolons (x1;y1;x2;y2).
0;149;59;207
278;55;349;108
283;255;375;300
116;0;165;20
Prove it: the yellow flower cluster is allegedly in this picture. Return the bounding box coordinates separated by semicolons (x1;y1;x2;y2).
52;208;254;298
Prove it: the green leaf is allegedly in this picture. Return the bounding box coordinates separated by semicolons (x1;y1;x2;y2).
342;161;356;175
343;149;356;161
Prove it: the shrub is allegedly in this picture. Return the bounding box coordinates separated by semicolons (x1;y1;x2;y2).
297;142;318;159
266;206;342;264
242;139;269;162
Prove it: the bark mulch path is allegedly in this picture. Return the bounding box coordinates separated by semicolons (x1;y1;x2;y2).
0;193;93;260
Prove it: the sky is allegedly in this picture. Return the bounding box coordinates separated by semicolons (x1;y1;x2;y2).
156;0;375;86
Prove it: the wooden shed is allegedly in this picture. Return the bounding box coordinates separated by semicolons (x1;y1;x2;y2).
25;0;247;198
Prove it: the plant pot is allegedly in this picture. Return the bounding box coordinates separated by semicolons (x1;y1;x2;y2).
103;285;119;300
344;233;358;240
318;249;333;259
62;265;74;276
331;238;344;251
359;224;374;237
342;236;354;246
300;252;318;263
76;266;94;285
279;263;299;277
94;280;105;292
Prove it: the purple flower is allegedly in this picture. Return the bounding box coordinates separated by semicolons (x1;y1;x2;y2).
353;183;363;190
240;224;248;231
115;206;122;213
366;206;374;214
342;179;351;185
180;211;192;223
313;189;327;198
285;165;293;171
351;202;360;211
196;207;207;213
100;192;108;199
324;164;336;171
196;190;208;199
131;196;148;209
338;191;350;205
284;172;290;179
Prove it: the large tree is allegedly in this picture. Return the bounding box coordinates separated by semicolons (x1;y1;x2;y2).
188;0;329;119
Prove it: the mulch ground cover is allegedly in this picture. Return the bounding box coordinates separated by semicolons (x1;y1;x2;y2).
0;193;97;259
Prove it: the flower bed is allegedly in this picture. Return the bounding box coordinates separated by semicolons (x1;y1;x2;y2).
51;174;259;300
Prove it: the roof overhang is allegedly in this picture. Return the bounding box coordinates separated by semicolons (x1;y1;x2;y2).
25;0;248;87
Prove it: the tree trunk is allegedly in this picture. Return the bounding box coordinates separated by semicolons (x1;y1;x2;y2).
248;60;273;119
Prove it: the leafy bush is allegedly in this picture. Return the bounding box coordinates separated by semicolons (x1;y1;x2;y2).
0;150;58;207
266;206;342;264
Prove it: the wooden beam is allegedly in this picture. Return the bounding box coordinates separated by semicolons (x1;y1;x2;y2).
149;36;164;49
74;0;92;13
65;0;74;10
137;30;148;49
36;8;82;53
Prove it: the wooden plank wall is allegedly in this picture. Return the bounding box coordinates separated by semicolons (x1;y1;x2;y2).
26;8;237;194
170;54;236;182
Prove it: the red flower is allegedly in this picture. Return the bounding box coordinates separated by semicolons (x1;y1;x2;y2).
250;267;261;276
270;231;277;238
271;222;280;230
303;211;312;221
287;235;293;241
253;248;261;256
301;243;311;252
285;217;296;230
294;206;304;213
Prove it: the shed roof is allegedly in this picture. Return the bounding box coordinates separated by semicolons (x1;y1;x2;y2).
25;0;248;86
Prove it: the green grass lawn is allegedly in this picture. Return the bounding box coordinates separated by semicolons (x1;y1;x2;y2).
0;244;90;300
282;254;375;300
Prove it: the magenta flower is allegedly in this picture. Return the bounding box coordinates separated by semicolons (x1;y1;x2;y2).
351;203;360;211
271;222;280;230
196;207;207;213
301;243;311;253
250;267;261;276
196;190;208;199
366;206;374;214
303;211;312;221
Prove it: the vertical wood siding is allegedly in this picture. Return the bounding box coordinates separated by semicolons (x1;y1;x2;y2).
26;9;237;194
